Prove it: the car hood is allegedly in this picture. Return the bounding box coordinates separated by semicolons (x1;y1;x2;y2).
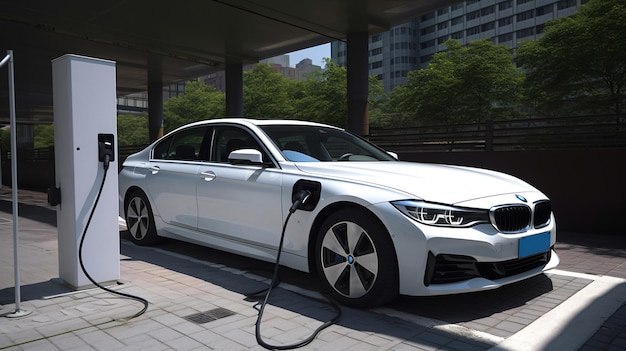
294;161;538;204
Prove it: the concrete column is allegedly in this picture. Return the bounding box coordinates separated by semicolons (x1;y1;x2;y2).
148;60;163;142
226;63;243;117
346;31;369;136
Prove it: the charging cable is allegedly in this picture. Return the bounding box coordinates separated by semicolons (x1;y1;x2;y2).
248;190;342;350
78;151;149;320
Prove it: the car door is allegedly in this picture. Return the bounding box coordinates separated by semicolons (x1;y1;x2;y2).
145;126;210;229
196;125;284;253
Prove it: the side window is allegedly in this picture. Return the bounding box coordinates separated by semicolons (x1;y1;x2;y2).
212;126;265;163
152;126;210;161
153;135;172;160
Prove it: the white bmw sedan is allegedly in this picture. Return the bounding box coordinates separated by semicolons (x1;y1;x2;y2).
119;118;559;307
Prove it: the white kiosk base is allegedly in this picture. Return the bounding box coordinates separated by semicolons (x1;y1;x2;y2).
52;54;120;289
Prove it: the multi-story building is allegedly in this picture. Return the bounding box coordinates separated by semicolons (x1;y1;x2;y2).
331;0;584;93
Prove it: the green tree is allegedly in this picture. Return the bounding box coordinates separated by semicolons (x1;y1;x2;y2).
289;59;386;128
292;59;348;127
516;0;626;115
367;75;386;123
34;124;55;148
387;39;524;125
243;63;293;118
117;113;149;147
163;81;225;132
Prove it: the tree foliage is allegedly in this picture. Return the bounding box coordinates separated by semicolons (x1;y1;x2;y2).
117;113;150;147
163;81;225;133
387;39;524;125
516;0;626;115
291;59;349;127
34;125;55;148
243;63;294;118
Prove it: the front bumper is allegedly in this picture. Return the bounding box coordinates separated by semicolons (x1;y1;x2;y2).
424;248;554;286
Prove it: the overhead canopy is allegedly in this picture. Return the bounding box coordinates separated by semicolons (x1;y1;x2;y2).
0;0;455;124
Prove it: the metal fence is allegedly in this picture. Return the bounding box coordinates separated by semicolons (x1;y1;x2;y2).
5;114;626;162
368;114;626;152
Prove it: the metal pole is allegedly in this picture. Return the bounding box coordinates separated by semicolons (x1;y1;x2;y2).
3;50;31;318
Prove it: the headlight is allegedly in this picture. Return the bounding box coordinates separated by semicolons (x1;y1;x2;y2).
392;200;490;228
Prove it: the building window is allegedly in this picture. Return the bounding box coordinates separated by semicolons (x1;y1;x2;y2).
517;0;533;5
420;40;436;49
451;3;464;11
536;24;546;34
451;31;464;40
438;22;448;30
438;8;449;16
558;0;577;10
451;16;464;25
371;61;383;69
481;6;495;16
438;35;449;44
498;33;513;42
499;16;513;26
499;0;513;11
421;25;436;35
467;10;480;21
370;47;382;56
371;34;382;42
466;26;480;36
536;4;554;16
517;10;535;22
481;22;495;32
517;27;535;38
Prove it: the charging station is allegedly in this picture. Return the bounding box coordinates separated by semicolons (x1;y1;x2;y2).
51;54;120;289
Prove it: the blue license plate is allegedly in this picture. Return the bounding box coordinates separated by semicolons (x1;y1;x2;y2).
519;232;551;258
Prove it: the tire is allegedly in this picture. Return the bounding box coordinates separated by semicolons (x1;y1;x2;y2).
315;208;398;307
125;190;159;246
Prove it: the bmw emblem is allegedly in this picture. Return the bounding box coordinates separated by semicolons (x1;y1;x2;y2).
515;194;527;202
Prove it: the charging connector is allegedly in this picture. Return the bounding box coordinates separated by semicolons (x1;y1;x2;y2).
290;189;311;213
98;133;115;171
291;179;321;212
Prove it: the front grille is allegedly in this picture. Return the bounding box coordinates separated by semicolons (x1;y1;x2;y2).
491;205;531;233
533;201;552;229
477;251;551;280
425;250;551;286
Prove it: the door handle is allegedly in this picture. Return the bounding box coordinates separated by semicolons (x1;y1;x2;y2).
148;166;160;175
201;170;216;181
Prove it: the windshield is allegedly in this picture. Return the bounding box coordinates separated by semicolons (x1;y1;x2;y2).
260;125;397;162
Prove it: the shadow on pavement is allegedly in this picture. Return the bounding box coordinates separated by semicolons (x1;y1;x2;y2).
0;279;73;306
0;200;56;226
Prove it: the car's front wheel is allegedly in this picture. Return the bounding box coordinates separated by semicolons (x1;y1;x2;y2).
315;208;398;307
125;190;159;246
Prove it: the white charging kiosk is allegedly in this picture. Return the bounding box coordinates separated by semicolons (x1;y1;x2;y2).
51;54;120;289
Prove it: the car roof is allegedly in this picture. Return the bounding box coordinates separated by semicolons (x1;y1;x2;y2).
181;118;343;130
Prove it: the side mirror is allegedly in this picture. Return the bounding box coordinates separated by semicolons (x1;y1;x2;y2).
228;149;263;165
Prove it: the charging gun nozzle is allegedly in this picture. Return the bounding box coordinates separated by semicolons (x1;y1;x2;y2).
290;189;311;213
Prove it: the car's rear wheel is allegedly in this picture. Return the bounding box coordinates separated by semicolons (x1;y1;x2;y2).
315;208;398;307
125;190;159;246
